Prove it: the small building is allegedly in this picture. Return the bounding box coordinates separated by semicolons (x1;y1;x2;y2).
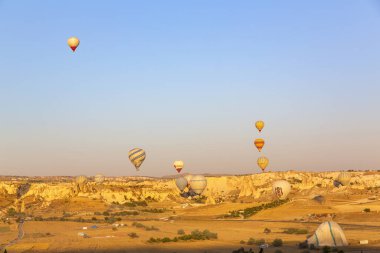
82;227;88;230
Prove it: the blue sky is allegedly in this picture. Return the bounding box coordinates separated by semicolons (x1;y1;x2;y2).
0;1;379;176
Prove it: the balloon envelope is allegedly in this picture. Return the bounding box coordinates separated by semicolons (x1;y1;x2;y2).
272;180;291;200
337;172;351;186
175;177;188;192
254;138;265;152
184;174;193;186
75;175;87;185
128;148;146;171
257;156;269;172
67;37;80;52
255;121;265;132
189;175;207;195
174;161;184;173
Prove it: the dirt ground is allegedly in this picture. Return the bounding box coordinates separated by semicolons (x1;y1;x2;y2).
2;196;380;253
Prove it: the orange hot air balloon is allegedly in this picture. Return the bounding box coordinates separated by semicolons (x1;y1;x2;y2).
255;121;265;132
257;156;269;172
67;37;80;52
254;138;265;152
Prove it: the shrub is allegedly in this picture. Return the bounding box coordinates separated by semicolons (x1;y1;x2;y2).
255;239;265;245
247;238;256;245
283;228;308;234
323;246;331;253
274;250;283;253
91;217;97;221
240;240;245;244
363;208;371;213
272;238;283;247
162;237;171;243
309;244;316;250
103;211;110;216
128;232;139;238
7;208;16;217
112;227;117;231
264;228;271;234
177;229;185;235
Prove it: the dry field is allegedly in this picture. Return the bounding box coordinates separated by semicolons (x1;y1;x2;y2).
1;196;380;253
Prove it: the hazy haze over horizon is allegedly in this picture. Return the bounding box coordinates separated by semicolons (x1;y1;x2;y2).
0;1;379;176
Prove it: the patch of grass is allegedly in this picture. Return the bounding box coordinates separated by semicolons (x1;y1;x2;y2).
124;201;148;207
112;211;139;216
132;222;159;231
283;228;308;234
141;208;166;213
272;238;283;247
0;226;10;233
147;229;218;243
224;199;289;218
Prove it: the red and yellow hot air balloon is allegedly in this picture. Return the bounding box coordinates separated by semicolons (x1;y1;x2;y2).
254;138;265;152
67;37;80;52
255;120;265;132
174;160;184;173
257;156;269;172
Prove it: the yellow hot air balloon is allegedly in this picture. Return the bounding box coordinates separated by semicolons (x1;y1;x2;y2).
174;160;184;173
254;138;265;152
67;36;80;52
128;148;146;171
255;121;265;132
257;156;269;172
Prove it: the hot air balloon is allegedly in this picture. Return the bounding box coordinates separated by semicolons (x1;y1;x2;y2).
257;156;269;172
254;138;265;152
189;175;207;195
337;172;351;186
184;174;193;187
67;37;80;52
128;148;146;171
255;121;265;132
174;161;184;173
175;177;188;192
75;175;88;185
272;180;291;200
95;174;105;184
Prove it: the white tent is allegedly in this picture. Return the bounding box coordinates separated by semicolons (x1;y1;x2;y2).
307;221;348;247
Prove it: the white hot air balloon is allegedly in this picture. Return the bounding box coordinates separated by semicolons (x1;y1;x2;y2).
189;175;207;195
175;177;188;192
337;172;351;186
272;180;291;200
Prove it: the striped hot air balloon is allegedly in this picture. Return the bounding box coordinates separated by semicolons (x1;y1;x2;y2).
189;175;207;195
337;172;351;186
174;161;184;173
128;148;146;171
254;138;265;152
257;156;269;172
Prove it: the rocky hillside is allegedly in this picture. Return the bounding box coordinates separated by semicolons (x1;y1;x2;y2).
0;171;379;213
